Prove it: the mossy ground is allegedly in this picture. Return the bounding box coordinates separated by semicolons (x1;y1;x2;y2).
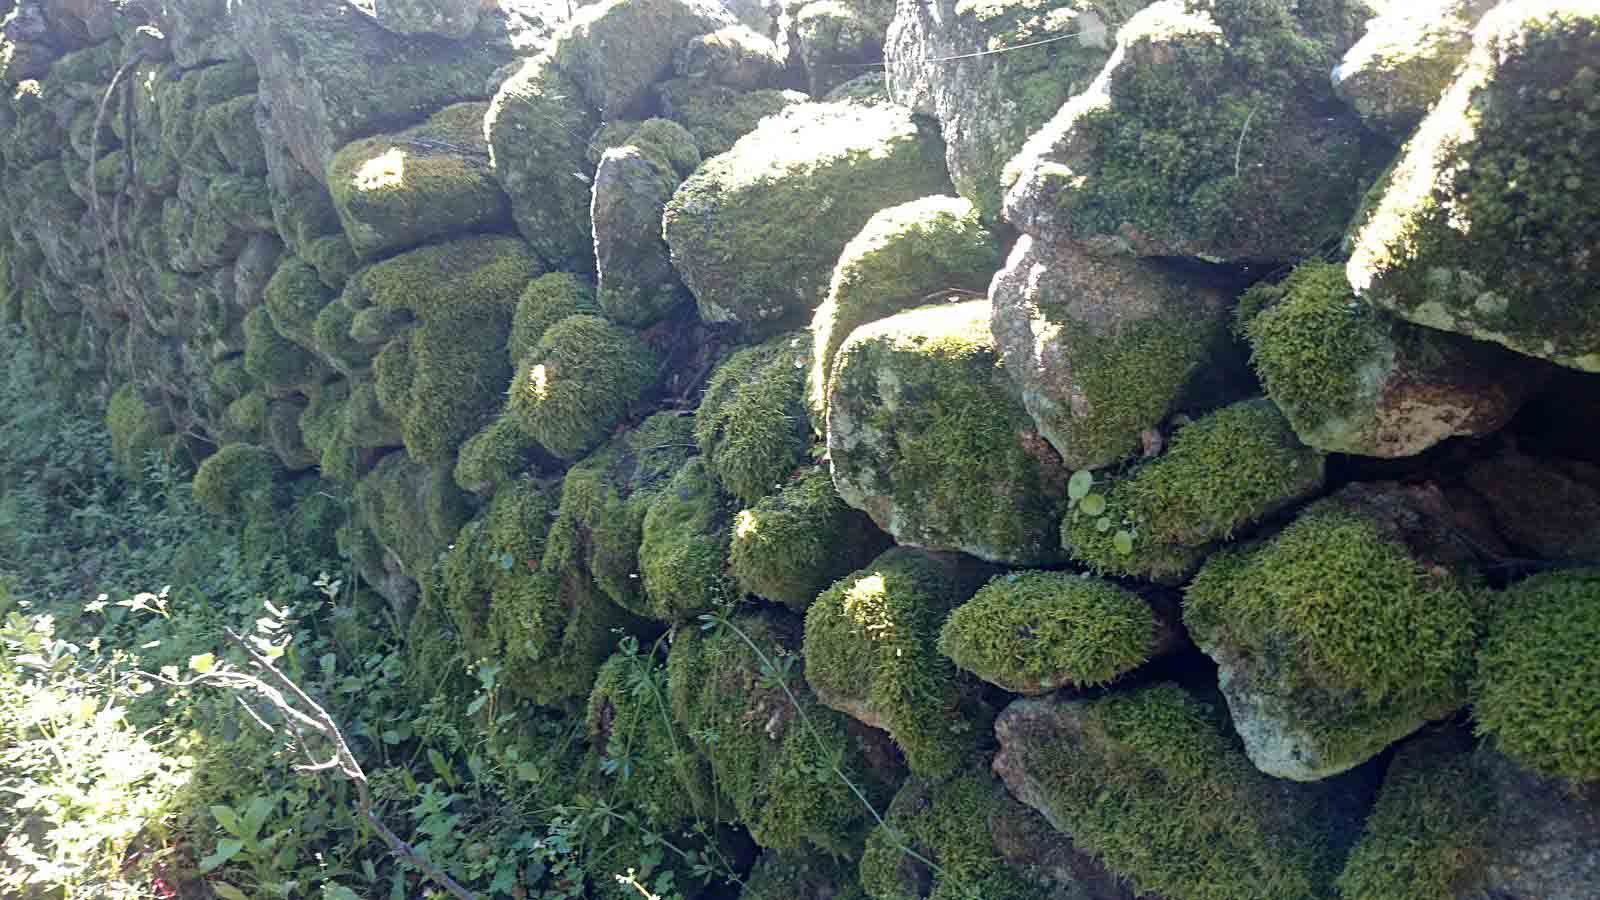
1472;568;1600;782
941;571;1157;694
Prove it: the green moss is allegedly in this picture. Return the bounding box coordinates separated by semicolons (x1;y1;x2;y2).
192;443;283;518
243;306;323;392
225;391;271;443
327;102;512;259
492;566;636;708
668;611;896;853
1246;261;1383;430
940;572;1157;694
637;458;731;622
1334;728;1496;900
828;301;1065;565
312;295;372;374
1184;494;1482;773
266;399;317;470
860;770;1050;900
663;101;952;338
507;314;661;460
740;851;867;900
729;465;889;611
1063;398;1325;581
1346;6;1600;371
1472;568;1600;782
543;413;698;615
349;306;413;347
373;335;416;418
454;414;541;495
695;334;810;504
207;175;275;233
302;234;361;290
106;384;168;482
203;94;268;175
809;195;998;418
347;379;404;449
358;236;540;319
655;79;810;158
996;684;1345;900
299;379;356;480
585;649;716;826
403;310;514;466
264;255;337;349
354;451;472;581
803;548;996;778
508;272;599;366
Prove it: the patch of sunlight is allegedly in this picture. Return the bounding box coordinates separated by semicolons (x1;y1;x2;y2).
355;147;408;193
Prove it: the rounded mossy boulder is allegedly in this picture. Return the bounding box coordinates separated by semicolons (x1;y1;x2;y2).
1184;483;1485;781
740;851;867;900
1331;0;1494;140
803;548;1000;778
192;443;284;518
1472;568;1600;783
1244;261;1543;457
327;102;512;259
508;272;601;366
353;450;473;584
993;683;1368;900
552;0;735;119
106;384;170;482
1333;727;1496;900
729;464;890;611
940;572;1172;695
543;413;699;616
355;235;540;319
808;194;999;419
1003;0;1384;261
592;119;702;328
311;295;373;375
1346;3;1600;372
663;100;952;339
507;314;662;460
453;415;544;496
243;305;324;393
827;300;1068;565
695;333;811;505
585;648;717;826
638;458;732;622
1060;398;1325;582
655;79;810;158
989;235;1235;472
667;611;900;854
264;255;337;350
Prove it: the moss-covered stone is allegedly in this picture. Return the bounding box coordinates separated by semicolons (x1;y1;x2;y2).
1472;569;1600;782
508;272;600;366
804;548;999;778
1346;2;1600;372
243;305;324;392
1334;728;1496;900
203;94;269;175
507;314;662;460
808;195;999;419
266;397;318;471
667;610;899;853
1185;484;1485;780
1331;1;1495;140
553;0;733;118
453;415;543;496
656;78;811;158
353;450;472;583
586;648;717;825
543;413;698;616
729;465;890;611
192;443;283;518
989;235;1235;471
1061;398;1325;582
740;851;867;900
675;25;790;91
357;235;540;319
1003;0;1383;261
696;333;811;504
941;572;1168;695
302;234;360;290
637;458;732;622
1245;261;1543;457
827;300;1068;565
592;120;702;327
791;0;894;96
664;101;952;338
106;384;169;482
225;391;271;444
373;333;416;417
264;255;337;350
311;294;372;375
993;684;1364;900
327;102;513;259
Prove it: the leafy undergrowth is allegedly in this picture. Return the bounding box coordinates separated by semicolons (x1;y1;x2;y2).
0;326;730;900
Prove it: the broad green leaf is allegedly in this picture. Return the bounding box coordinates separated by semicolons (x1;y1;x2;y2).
243;795;274;842
1067;470;1093;501
199;838;244;872
212;882;248;900
1080;493;1106;516
1113;530;1135;555
210;805;244;839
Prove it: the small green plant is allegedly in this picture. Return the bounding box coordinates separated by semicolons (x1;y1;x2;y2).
1065;469;1136;555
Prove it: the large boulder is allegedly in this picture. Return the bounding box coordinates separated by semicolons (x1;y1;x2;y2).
1337;727;1600;900
988;235;1233;471
664;101;951;339
327;102;513;260
695;332;812;504
1242;260;1547;457
1184;482;1490;781
1003;0;1383;262
827;300;1069;565
886;0;1144;220
1346;2;1600;372
1463;447;1600;562
1331;0;1497;140
591;119;701;326
787;0;894;97
552;0;734;118
803;548;1000;777
487;56;597;269
993;684;1372;900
